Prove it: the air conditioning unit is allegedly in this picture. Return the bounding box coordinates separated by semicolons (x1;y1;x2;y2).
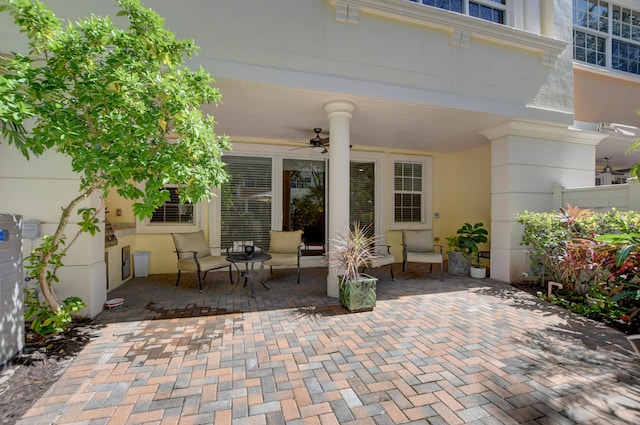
0;214;23;367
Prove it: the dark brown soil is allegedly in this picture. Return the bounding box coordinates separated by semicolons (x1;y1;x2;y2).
0;319;98;425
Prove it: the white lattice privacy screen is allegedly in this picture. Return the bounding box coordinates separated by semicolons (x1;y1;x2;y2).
0;214;23;366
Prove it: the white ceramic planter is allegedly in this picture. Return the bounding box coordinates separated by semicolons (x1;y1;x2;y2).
470;266;486;279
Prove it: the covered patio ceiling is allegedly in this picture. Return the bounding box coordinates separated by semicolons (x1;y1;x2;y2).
206;79;640;175
206;78;507;153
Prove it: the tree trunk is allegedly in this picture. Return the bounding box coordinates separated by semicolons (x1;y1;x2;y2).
35;185;98;312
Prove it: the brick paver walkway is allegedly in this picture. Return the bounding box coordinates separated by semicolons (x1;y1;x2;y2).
17;266;640;424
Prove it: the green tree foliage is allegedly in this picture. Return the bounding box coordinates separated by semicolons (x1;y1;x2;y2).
0;0;230;328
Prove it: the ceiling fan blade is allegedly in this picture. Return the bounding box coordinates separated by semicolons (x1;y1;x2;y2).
289;145;311;151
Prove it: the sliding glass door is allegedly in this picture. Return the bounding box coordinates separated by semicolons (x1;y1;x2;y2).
220;154;377;252
283;158;326;255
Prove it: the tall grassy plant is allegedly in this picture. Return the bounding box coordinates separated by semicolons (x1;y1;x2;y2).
328;222;379;281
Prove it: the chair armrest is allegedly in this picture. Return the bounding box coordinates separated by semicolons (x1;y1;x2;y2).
374;244;392;255
434;244;443;254
175;249;198;259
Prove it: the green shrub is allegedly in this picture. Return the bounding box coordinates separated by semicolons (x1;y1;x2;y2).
517;205;640;323
24;288;86;339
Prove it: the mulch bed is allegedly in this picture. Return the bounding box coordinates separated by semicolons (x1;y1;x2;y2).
0;319;98;425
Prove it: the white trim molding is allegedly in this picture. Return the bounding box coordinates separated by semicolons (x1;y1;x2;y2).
329;0;567;67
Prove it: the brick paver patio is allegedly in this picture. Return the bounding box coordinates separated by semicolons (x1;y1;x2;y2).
16;266;640;424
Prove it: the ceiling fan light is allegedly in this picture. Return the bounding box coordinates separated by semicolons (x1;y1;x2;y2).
603;164;612;173
312;145;325;154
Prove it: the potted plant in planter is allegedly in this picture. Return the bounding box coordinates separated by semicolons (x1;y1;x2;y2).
328;222;379;312
470;251;488;279
446;222;489;276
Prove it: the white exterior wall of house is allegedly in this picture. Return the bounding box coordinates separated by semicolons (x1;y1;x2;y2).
481;121;605;282
1;0;617;311
0;143;106;317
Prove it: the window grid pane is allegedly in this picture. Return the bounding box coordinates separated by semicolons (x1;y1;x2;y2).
411;0;506;25
612;39;640;73
574;1;640;76
394;162;423;224
573;29;607;66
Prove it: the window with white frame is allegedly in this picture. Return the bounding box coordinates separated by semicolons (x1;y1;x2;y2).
391;155;432;229
573;0;640;75
137;185;203;234
409;0;507;25
150;186;194;224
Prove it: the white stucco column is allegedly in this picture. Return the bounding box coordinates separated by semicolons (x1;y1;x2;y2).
480;120;604;283
539;0;555;38
325;100;354;298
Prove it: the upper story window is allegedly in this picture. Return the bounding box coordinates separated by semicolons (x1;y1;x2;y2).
573;0;640;75
409;0;507;25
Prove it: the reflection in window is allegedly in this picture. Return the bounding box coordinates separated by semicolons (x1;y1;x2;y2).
284;159;325;254
409;0;506;24
573;0;640;75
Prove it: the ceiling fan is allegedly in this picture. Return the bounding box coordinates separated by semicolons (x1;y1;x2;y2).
291;128;330;154
601;157;632;175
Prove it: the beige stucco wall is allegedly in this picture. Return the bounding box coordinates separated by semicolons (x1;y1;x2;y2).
574;67;640;126
446;146;492;250
102;142;491;274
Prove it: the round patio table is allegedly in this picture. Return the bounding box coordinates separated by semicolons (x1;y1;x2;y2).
226;252;272;298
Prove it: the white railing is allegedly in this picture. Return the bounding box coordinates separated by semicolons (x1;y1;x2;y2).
552;178;640;212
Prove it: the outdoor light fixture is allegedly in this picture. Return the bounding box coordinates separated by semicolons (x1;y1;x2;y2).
597;122;639;137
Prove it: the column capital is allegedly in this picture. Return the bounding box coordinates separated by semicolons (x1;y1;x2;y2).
324;100;355;118
480;120;606;146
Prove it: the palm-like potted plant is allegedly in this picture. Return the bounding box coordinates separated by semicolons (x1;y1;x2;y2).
446;222;488;276
328;222;379;312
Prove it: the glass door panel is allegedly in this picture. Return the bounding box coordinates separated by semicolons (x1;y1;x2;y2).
221;156;272;250
283;159;326;255
350;162;375;236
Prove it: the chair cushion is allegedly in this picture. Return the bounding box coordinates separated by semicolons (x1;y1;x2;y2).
265;252;299;266
403;229;434;252
406;252;442;264
269;230;302;254
177;255;230;272
172;231;211;259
